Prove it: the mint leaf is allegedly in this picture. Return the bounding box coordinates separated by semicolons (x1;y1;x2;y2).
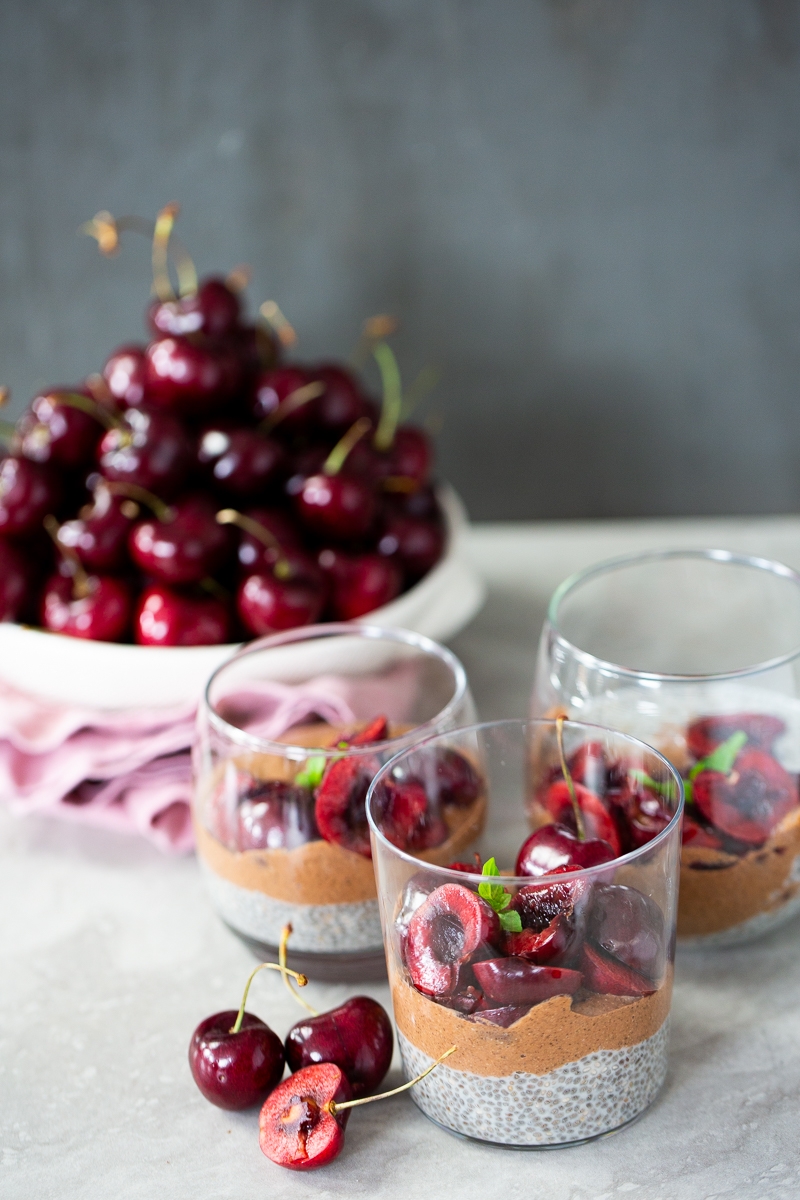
629;768;672;797
480;856;499;876
689;731;748;781
499;910;523;933
295;755;327;788
478;857;517;917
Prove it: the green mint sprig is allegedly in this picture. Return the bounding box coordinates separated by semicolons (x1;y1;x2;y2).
477;857;523;933
295;755;327;789
683;730;748;805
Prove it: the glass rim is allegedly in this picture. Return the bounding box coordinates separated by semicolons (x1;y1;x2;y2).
547;547;800;683
365;716;685;884
201;622;470;758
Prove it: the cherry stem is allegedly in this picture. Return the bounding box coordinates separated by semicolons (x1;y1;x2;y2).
323;416;372;476
104;482;175;523
278;924;318;1015
82;210;197;296
229;960;308;1035
259;301;298;348
226;264;251;293
373;342;403;452
400;365;439;421
556;716;586;841
216;509;292;580
327;1046;458;1115
0;386;10;407
43;514;93;601
48;392;121;432
350;314;398;369
259;381;325;435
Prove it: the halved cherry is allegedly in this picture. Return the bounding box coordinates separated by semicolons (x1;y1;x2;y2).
681;815;724;849
258;1062;351;1171
687;713;786;760
314;756;378;857
433;748;482;807
585;883;665;980
471;959;582;1006
540;780;622;857
404;883;500;997
581;943;656;997
507;876;585;965
347;716;389;746
468;1005;531;1027
693;748;798;845
607;782;672;851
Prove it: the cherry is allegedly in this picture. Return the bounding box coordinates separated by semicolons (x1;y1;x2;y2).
372;777;447;851
148;277;241;339
144;336;242;415
197;425;286;497
377;513;444;581
17;389;108;469
98;407;192;499
515;824;615;877
0;537;33;620
607;781;672;850
681;815;724;849
566;741;608;796
313;364;372;433
237;780;318;851
129;494;230;585
102;345;149;408
580;943;656;997
432;748;482;807
505;877;586;965
234;507;302;572
0;456;61;535
540;780;622;857
252;366;317;437
585;883;665;981
382;425;432;487
471;959;582;1006
56;485;138;570
326;552;402;620
134;583;230;646
404;883;500;997
259;1063;351;1170
285;997;393;1098
469;1005;532;1028
385;483;442;522
314;755;379;858
236;570;325;636
296;472;377;542
687;713;786;760
692;749;797;845
284;445;330;499
41;572;131;641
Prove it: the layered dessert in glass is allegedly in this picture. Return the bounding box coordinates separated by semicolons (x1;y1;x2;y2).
367;718;682;1147
532;549;800;946
192;624;478;979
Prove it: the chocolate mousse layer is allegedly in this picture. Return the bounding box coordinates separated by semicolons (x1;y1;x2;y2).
391;970;672;1077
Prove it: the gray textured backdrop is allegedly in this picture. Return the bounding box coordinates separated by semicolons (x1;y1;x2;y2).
1;0;800;520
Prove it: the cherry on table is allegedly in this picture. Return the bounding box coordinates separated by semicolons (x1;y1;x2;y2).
259;1062;352;1170
0;456;61;535
134;583;231;646
189;1010;284;1112
284;996;393;1098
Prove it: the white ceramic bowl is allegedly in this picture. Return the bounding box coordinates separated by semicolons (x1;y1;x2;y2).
0;486;484;709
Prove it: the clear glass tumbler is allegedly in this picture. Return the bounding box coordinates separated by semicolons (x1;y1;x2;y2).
532;549;800;947
367;718;682;1148
193;623;476;981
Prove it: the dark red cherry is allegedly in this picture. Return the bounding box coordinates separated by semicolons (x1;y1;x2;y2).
687;713;787;760
384;425;432;486
540;780;622;857
98;408;192;499
134;583;230;646
607;781;672;850
252;366;315;436
258;1062;351;1171
506;877;586;965
17;389;106;469
313;364;372;434
296;473;378;541
566;741;608;796
197;425;286;497
189;1010;284;1111
0;456;61;535
515;824;615;877
692;748;797;845
148;277;241;339
586;883;666;981
237;569;325;637
404;883;500;997
129;495;231;585
432;748;482;807
284;446;330;498
0;537;34;620
372;777;447;851
235;507;302;572
681;815;724;849
378;513;444;581
285;997;393;1099
471;959;582;1006
41;573;131;641
314;755;379;858
581;942;656;997
237;780;318;851
327;552;402;620
102;345;149;408
385;483;442;522
56;485;138;570
144;336;242;415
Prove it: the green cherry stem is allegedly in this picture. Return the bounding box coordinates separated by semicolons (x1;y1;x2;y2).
104;481;175;523
82;209;197;297
323;416;372;476
326;1047;458;1115
372;341;403;452
229;960;309;1035
279;924;319;1016
556;715;586;841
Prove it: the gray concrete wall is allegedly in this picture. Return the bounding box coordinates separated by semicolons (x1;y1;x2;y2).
1;0;799;520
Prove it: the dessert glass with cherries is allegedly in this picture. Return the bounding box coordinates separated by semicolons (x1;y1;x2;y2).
366;718;683;1148
193;624;477;981
532;549;800;947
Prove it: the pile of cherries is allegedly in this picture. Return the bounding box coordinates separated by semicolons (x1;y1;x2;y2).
215;714;482;858
680;713;799;854
391;737;674;1023
0;215;444;645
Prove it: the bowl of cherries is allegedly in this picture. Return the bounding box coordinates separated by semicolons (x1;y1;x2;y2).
0;206;483;709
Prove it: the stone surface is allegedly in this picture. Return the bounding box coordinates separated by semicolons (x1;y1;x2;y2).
3;517;800;1198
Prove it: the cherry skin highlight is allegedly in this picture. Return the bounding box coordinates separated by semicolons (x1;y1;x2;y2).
189;1009;284;1111
134;584;230;646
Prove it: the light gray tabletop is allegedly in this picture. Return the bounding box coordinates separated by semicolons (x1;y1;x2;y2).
4;516;800;1200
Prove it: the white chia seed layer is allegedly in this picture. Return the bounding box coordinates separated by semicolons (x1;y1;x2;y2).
679;881;800;949
199;860;383;952
398;1022;669;1147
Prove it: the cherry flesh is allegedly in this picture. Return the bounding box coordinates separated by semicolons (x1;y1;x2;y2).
687;712;786;760
314;755;380;858
404;883;500;997
284;996;393;1098
259;1062;351;1171
41;573;131;641
580;943;656;997
0;456;60;535
692;748;797;844
515;824;615;877
129;495;230;585
189;1010;284;1111
134;583;230;646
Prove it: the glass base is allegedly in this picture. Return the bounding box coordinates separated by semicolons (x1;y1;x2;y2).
228;923;387;983
414;1096;653;1150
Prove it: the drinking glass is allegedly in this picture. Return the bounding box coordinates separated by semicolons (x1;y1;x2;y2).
193;623;476;981
532;549;800;946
